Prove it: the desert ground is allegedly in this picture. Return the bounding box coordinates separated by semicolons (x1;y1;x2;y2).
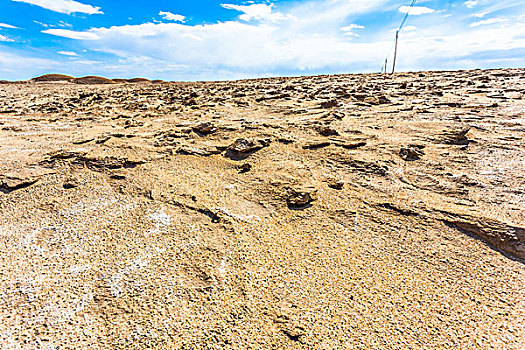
0;69;524;349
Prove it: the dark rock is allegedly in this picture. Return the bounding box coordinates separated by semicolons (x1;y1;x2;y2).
363;95;391;105
287;188;316;209
316;125;339;136
193;122;217;135
399;145;425;161
63;178;79;189
238;163;252;173
302;141;331;150
441;125;471;145
225;138;270;160
0;167;55;193
320;100;338;108
326;178;344;190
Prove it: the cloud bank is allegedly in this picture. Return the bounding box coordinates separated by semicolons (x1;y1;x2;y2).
12;0;102;15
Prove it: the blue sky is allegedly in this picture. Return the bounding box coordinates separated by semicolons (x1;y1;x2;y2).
0;0;524;81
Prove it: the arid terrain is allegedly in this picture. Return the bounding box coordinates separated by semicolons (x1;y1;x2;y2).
0;69;524;349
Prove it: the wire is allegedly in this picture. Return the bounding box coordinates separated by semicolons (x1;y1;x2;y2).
398;0;416;32
380;0;417;72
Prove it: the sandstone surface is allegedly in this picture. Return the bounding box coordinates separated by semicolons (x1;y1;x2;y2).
0;68;524;349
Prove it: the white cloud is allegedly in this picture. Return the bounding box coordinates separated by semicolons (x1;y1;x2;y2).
221;3;291;21
12;0;102;15
464;0;478;8
33;21;49;28
0;34;14;42
340;24;364;37
472;11;489;18
57;21;73;28
399;6;435;15
40;0;391;76
470;17;508;27
340;24;365;31
0;23;18;29
159;11;186;23
42;29;100;40
58;50;77;56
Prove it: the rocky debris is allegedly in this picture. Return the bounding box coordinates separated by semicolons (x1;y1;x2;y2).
331;139;367;149
441;211;525;260
237;163;252;173
316;125;339;136
0;166;55;193
363;95;390;105
286;186;316;209
62;177;79;189
399;144;425;161
225;137;271;160
337;157;388;176
192;121;217;135
303;138;366;150
271;301;306;341
440;124;471;145
42;150;146;171
177;144;224;156
320;99;339;108
154;129;192;146
377;202;419;216
486;92;507;99
302;140;331;150
255;93;291;102
274;315;305;341
325;177;344;190
123;118;144;128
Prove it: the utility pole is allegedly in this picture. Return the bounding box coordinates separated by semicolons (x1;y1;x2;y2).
391;30;399;74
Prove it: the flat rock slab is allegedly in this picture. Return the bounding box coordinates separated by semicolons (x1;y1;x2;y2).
0;166;55;193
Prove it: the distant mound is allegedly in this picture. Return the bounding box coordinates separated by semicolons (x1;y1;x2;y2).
29;75;163;85
74;76;116;85
33;74;74;82
111;78;153;84
126;78;151;83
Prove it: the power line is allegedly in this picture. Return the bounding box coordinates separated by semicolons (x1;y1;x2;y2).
398;0;416;32
381;0;417;74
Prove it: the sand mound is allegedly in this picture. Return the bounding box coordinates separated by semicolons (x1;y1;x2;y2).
32;74;74;82
112;78;152;84
74;76;116;85
126;77;151;83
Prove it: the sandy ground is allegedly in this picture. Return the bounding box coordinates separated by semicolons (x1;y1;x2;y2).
0;69;524;349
